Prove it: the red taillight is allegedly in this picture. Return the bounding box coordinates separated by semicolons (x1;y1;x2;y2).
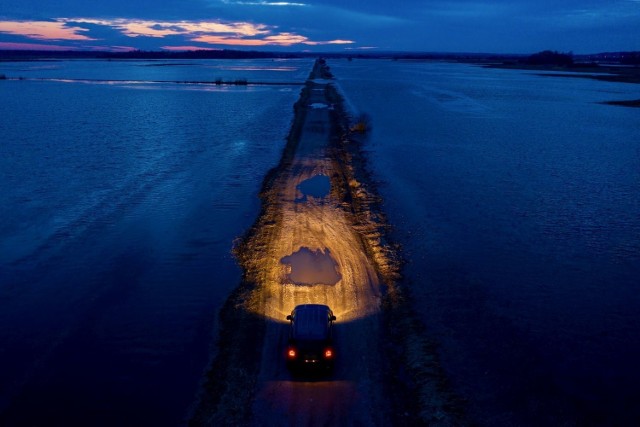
288;349;296;358
324;349;333;358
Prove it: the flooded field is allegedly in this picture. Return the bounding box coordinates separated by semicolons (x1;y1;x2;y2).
331;58;640;425
2;56;640;425
0;58;311;426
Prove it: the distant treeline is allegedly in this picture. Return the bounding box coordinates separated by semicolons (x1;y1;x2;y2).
524;50;574;66
1;48;639;64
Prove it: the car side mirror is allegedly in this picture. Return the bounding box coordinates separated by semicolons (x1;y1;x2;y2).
286;315;292;320
330;315;336;321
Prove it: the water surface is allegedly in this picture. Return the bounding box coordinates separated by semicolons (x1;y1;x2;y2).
0;58;311;426
331;58;640;425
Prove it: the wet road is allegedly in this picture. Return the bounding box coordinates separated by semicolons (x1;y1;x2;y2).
248;69;389;425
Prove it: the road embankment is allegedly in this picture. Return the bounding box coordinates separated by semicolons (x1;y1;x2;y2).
189;59;463;426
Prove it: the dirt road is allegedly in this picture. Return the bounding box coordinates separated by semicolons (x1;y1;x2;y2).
189;59;460;427
247;66;389;425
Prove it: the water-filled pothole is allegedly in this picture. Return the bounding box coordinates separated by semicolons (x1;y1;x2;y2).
295;174;330;202
280;247;341;286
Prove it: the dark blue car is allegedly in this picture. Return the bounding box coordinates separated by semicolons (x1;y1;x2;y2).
285;304;336;371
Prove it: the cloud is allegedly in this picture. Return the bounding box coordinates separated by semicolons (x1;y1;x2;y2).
192;32;352;46
0;20;95;41
223;0;308;6
0;16;355;49
161;45;222;51
59;18;270;38
525;1;640;30
53;17;354;47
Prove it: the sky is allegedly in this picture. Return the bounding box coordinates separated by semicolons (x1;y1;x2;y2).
0;0;639;53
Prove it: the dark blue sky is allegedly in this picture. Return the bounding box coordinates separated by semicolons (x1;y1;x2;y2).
1;0;639;52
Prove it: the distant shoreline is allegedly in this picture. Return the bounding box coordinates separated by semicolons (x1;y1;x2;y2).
480;62;640;108
1;48;638;63
600;99;640;108
482;62;640;84
3;49;639;107
1;76;304;86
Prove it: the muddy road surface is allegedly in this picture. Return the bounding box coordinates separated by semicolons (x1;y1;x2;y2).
249;71;387;425
189;60;460;427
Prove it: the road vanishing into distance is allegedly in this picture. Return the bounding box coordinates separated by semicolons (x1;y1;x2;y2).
248;67;387;425
190;60;400;426
190;59;459;427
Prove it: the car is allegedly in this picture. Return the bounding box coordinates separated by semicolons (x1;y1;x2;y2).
285;304;336;371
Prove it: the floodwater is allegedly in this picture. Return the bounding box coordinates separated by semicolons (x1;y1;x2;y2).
2;56;640;426
331;59;640;425
0;58;311;426
296;174;331;201
280;247;342;286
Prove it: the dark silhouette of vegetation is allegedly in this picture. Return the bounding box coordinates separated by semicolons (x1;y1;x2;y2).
316;58;334;79
601;99;640;108
525;50;574;66
212;77;248;85
1;48;638;66
621;52;640;65
350;112;371;133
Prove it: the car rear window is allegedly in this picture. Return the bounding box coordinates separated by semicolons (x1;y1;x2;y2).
293;308;329;339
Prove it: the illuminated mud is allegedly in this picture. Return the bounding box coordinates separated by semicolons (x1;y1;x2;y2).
233;61;391;424
245;96;382;323
191;59;459;426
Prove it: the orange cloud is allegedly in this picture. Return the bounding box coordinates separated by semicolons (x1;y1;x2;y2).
0;20;94;41
263;33;309;45
0;17;354;48
60;18;270;38
191;35;269;46
193;32;354;47
175;21;270;37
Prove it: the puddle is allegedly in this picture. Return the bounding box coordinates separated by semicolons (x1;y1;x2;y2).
295;174;330;202
309;103;329;109
280;247;341;286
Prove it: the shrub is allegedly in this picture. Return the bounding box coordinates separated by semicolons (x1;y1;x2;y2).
350;113;371;133
525;50;574;66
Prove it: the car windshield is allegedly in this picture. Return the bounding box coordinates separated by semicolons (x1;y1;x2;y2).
293;308;329;339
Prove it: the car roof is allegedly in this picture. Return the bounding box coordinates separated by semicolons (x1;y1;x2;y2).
293;304;331;313
291;304;332;339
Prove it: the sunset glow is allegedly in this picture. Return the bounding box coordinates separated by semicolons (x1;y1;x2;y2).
0;20;94;41
0;0;638;52
0;17;354;50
